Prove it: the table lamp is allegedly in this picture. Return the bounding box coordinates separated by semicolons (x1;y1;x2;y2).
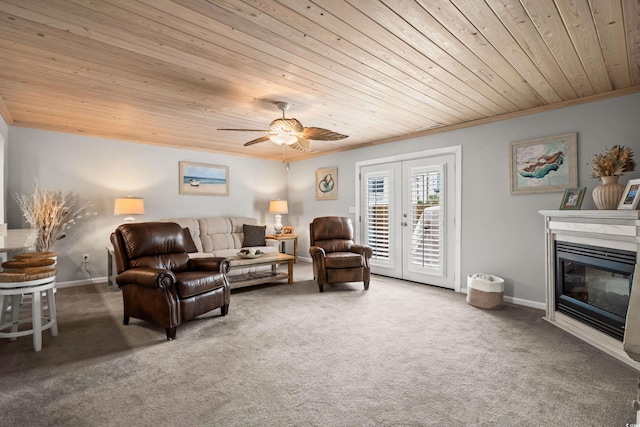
114;194;145;222
269;199;288;235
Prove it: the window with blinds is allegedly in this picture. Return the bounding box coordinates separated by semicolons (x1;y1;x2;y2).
410;167;442;269
365;174;390;260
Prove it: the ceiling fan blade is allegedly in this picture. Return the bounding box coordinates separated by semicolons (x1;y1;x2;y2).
289;137;312;151
244;136;271;146
218;128;269;132
302;127;348;141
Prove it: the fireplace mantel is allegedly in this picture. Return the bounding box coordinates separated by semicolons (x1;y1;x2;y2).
539;210;640;371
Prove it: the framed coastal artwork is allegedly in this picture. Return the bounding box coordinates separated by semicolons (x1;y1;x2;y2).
316;167;338;200
179;161;229;196
509;133;577;194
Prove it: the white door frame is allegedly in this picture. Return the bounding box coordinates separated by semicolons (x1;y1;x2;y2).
355;146;462;292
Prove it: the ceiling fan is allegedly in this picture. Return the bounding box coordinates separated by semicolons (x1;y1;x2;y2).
218;102;348;151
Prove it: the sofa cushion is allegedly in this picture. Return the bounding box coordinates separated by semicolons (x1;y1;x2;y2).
164;217;278;253
183;228;198;253
243;224;266;247
199;217;254;251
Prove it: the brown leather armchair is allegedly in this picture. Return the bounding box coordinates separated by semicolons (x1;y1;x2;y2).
111;222;230;340
309;216;373;292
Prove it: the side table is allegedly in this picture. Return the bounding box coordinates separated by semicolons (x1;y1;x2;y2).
265;234;298;263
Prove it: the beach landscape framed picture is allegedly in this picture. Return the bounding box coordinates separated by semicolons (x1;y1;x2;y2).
179;161;229;196
316;167;338;200
509;133;577;194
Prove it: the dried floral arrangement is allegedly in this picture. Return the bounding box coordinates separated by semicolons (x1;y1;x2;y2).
14;183;96;252
591;145;635;178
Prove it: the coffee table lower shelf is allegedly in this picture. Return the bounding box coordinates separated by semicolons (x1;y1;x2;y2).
228;271;289;288
227;253;294;289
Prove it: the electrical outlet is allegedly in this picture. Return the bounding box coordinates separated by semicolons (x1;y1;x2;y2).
82;254;90;263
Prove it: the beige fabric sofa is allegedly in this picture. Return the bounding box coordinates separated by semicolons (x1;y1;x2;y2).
162;217;279;284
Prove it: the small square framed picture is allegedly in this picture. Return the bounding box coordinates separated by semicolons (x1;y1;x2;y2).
618;178;640;210
282;226;294;235
559;187;586;210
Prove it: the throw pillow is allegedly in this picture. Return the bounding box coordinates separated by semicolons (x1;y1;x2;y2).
182;227;198;253
243;224;266;247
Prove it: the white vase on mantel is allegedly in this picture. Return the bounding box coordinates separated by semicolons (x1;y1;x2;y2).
592;175;625;210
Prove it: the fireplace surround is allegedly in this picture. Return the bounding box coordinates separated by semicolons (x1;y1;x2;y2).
540;210;640;370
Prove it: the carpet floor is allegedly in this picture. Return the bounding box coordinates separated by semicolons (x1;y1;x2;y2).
0;263;637;426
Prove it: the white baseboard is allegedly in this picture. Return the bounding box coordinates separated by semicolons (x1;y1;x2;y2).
503;296;546;310
459;288;545;310
56;276;108;289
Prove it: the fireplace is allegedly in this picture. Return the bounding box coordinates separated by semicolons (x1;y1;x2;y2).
541;210;640;370
555;241;635;341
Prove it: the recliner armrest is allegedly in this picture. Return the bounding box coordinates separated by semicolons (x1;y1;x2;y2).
350;245;373;259
187;257;230;274
309;245;326;259
116;267;176;290
311;245;327;262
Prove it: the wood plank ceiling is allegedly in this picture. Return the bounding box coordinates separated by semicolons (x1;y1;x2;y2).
0;0;639;162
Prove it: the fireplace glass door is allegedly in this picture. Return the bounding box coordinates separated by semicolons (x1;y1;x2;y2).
556;242;635;340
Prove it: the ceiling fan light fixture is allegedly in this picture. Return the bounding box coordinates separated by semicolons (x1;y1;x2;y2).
269;133;298;145
226;102;347;151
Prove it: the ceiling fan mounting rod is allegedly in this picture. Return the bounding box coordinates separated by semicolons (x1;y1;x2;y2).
275;101;290;118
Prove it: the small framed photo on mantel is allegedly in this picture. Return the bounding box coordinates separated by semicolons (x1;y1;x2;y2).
559;187;586;210
618;178;640;210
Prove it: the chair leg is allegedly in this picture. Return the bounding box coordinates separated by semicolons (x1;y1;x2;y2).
1;295;9;324
364;281;369;291
46;287;58;336
123;315;129;325
9;295;21;341
319;284;324;292
220;304;229;316
166;326;177;340
32;290;42;352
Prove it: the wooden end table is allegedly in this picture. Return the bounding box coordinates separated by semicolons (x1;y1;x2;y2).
265;234;298;263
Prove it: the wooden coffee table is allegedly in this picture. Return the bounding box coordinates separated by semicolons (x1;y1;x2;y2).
227;253;295;289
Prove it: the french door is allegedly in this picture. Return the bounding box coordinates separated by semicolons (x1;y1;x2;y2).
359;151;458;289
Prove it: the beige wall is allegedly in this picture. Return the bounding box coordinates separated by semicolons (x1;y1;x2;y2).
7;129;288;283
6;93;640;304
288;92;640;306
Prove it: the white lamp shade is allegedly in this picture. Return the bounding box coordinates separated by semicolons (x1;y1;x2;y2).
269;200;288;214
114;196;145;216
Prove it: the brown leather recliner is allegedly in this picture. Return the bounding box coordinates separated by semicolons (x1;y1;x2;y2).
110;222;230;340
309;216;373;292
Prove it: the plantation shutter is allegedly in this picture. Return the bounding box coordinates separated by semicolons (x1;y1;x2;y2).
365;173;390;260
409;166;442;270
